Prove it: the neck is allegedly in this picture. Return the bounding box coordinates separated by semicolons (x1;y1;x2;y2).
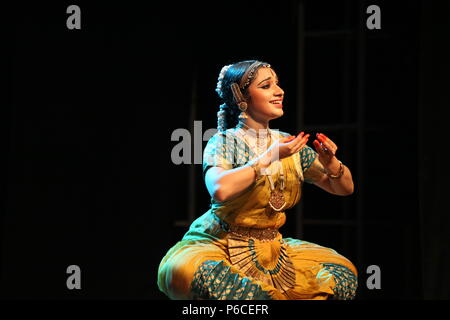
237;118;271;141
239;117;269;131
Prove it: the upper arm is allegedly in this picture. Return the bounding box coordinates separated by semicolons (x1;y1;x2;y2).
202;133;234;178
203;133;234;199
204;166;225;199
300;145;337;194
300;145;325;184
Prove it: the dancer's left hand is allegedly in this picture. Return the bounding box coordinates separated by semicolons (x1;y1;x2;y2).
312;133;339;167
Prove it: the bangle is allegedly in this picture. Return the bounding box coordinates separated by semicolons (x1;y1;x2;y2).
326;161;344;179
251;162;263;181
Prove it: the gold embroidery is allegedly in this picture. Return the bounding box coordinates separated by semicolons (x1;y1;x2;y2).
228;234;296;293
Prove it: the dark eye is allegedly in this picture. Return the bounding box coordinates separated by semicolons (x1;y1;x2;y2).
261;84;270;89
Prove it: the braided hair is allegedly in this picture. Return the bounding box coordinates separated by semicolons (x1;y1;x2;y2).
215;60;270;132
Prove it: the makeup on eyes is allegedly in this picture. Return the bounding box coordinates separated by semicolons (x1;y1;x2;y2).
259;79;280;88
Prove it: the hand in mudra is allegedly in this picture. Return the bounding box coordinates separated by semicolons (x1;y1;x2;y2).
312;133;338;166
259;132;310;167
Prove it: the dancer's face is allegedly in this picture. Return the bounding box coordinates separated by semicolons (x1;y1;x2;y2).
246;67;284;121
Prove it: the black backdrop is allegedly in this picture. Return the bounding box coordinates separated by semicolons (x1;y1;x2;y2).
2;0;450;301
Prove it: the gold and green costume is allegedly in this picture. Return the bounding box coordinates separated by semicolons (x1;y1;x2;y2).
158;128;357;300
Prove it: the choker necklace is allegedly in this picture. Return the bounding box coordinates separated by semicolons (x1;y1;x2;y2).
236;121;271;155
236;121;270;138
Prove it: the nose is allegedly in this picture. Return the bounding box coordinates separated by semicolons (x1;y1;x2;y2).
274;83;284;97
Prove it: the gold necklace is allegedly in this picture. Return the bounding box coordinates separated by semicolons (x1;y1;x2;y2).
267;164;286;212
236;122;270;155
237;122;286;212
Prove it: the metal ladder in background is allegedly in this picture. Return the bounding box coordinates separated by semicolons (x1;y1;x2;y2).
294;0;366;276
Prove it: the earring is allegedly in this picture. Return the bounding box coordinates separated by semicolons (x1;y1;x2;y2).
238;102;248;119
238;102;247;112
238;111;248;119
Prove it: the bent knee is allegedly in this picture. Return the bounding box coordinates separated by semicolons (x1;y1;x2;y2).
158;256;196;300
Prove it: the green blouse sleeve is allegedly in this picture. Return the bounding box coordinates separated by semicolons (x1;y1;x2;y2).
202;133;235;179
300;145;326;184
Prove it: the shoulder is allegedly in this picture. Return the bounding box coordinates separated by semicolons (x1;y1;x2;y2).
205;130;234;145
204;129;240;156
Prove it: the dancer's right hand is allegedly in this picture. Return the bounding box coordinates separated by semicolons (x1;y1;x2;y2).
259;132;310;168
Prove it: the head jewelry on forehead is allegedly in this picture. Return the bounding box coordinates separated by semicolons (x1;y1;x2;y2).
239;62;271;89
215;61;271;131
231;62;271;112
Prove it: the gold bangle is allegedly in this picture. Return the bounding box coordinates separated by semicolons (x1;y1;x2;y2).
326;161;344;179
251;162;263;181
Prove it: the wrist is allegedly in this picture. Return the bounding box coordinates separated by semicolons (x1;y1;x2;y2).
323;157;340;173
325;158;344;179
249;161;264;181
257;152;272;169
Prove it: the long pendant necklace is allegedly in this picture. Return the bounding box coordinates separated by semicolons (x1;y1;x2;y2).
267;163;287;212
236;121;287;212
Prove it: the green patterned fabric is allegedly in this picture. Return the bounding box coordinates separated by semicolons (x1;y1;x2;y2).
202;133;255;179
300;146;319;184
299;145;317;171
203;130;317;179
191;260;272;300
320;263;358;300
276;132;318;171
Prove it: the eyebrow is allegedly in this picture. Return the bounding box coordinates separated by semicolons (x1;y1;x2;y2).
257;76;279;86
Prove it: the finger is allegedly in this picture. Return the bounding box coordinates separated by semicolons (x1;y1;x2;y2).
293;132;308;145
280;135;296;143
316;134;335;154
321;143;334;156
293;140;309;154
318;133;338;150
294;131;305;140
313;139;328;154
277;136;291;144
318;139;334;155
292;134;310;152
313;139;326;154
285;132;304;147
299;133;310;146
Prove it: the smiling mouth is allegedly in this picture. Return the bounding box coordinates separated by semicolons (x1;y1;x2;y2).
270;100;283;104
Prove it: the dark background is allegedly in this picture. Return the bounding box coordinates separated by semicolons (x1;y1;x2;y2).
2;0;449;300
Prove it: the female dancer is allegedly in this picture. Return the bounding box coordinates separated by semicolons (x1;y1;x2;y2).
158;60;358;300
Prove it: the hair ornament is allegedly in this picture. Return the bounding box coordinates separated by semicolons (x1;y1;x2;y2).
215;64;233;98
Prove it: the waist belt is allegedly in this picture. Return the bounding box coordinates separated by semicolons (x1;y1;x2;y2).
227;225;279;241
214;212;279;241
